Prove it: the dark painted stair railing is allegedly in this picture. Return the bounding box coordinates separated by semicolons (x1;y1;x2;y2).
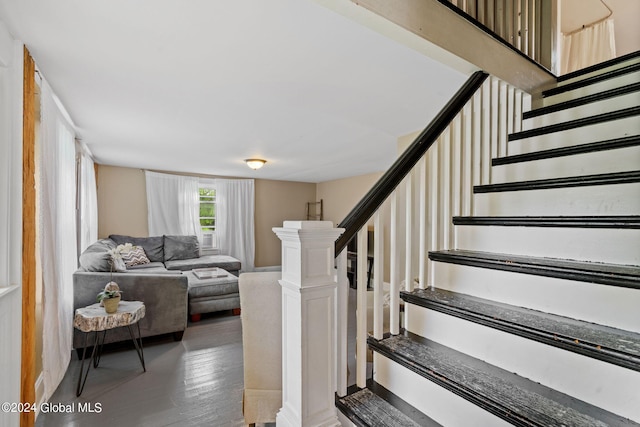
334;71;489;255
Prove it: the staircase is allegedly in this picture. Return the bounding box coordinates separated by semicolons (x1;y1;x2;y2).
336;53;640;426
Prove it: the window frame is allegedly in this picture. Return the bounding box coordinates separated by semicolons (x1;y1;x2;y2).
198;181;217;249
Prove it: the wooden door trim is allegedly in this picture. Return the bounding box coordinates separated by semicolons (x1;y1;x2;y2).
21;46;36;427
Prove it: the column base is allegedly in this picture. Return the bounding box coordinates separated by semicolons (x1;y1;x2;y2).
276;406;341;427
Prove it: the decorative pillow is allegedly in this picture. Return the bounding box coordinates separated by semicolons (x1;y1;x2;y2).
120;245;151;268
164;235;200;261
79;239;117;272
109;234;164;262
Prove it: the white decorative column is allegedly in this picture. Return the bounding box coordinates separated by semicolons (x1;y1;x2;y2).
273;221;344;427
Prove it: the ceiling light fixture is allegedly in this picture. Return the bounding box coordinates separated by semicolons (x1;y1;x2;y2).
245;158;266;170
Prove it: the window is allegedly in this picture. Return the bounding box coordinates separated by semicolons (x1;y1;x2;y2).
199;185;216;248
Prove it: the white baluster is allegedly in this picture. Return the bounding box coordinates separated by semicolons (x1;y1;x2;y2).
356;227;368;389
373;211;384;339
335;249;348;397
418;157;427;289
472;91;483;209
482;79;492;185
429;142;440;287
404;174;412;291
390;191;400;335
499;80;508;158
490;77;499;183
528;0;535;59
463;103;473;217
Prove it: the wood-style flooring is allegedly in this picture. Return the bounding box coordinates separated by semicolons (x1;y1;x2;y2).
37;289;359;427
36;312;268;427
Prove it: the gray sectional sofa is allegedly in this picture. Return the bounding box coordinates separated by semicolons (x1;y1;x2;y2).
73;234;241;350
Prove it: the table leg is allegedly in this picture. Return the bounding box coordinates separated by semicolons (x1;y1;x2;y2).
76;331;99;397
127;322;146;372
92;330;107;368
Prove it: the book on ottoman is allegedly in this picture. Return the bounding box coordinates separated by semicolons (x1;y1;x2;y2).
193;267;228;279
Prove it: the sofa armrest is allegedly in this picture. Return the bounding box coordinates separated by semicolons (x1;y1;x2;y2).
73;271;188;348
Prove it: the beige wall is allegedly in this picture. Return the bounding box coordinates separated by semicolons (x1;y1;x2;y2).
316;172;383;227
255;179;316;267
317;171;390;281
97;165;149;238
96;164;315;268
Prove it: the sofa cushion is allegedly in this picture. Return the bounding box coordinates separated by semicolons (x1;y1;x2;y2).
121;246;151;268
78;239;117;272
164;235;200;261
109;234;164;263
165;255;241;272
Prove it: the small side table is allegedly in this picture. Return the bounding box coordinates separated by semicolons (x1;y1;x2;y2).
73;300;146;396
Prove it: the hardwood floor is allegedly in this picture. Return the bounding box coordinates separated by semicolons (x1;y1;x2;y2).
37;288;360;427
36;312;265;427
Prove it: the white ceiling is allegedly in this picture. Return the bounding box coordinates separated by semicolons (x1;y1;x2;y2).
0;0;466;182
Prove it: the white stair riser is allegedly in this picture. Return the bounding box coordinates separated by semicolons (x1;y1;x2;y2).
543;71;640;106
492;144;640;183
454;225;640;265
526;91;640;129
507;115;640;156
373;352;512;427
555;57;640;88
474;182;640;216
405;305;640;422
431;262;640;332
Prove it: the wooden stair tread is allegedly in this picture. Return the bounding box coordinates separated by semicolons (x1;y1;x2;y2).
556;51;640;83
494;135;640;166
508;106;640;142
524;82;640;120
543;62;640;98
401;287;640;371
428;250;640;289
452;215;640;228
337;385;442;427
370;334;639;427
473;170;640;193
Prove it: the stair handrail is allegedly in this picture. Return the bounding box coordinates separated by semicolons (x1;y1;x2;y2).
335;70;489;255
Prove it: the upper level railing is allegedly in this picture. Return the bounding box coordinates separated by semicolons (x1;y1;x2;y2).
438;0;557;73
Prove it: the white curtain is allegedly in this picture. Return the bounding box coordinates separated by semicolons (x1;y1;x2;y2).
145;171;201;239
78;146;98;253
40;79;78;399
562;18;616;74
216;179;255;272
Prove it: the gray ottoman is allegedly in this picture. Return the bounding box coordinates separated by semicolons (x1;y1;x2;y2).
186;269;240;322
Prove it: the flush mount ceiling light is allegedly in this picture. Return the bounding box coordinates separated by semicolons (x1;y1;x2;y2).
245;158;266;170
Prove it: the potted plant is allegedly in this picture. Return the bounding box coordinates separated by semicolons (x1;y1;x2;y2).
97;283;122;314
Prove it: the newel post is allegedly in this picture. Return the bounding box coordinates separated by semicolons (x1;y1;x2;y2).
273;221;345;427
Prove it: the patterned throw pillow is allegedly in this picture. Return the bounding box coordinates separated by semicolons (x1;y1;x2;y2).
120;245;151;268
